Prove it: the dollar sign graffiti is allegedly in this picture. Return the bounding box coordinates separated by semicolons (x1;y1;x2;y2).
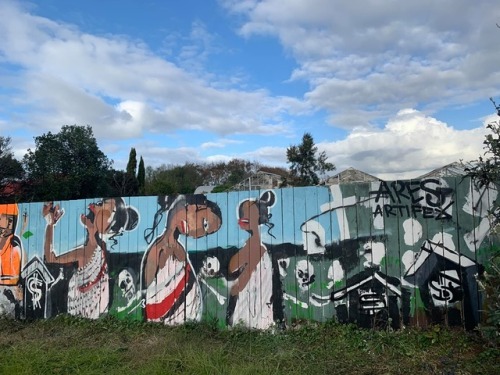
27;273;43;309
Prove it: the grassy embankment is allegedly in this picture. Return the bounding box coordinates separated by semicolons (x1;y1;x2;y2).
0;315;498;375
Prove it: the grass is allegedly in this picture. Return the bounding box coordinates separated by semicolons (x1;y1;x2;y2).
0;315;498;375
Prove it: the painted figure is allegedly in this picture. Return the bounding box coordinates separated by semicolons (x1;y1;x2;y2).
141;194;222;324
0;204;22;286
0;204;23;316
227;190;276;329
43;198;138;319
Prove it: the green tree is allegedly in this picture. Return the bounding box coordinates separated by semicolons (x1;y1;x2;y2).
286;132;335;186
23;125;112;201
122;147;139;195
0;136;24;181
126;148;137;177
199;159;262;190
144;164;176;196
144;163;203;195
466;98;500;186
107;169;138;197
0;136;24;202
137;156;146;195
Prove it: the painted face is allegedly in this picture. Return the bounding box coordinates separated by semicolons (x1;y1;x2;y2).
237;200;259;231
178;204;221;238
83;199;117;234
0;214;15;238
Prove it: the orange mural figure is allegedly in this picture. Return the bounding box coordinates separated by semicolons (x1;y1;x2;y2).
0;203;23;317
0;204;22;286
227;190;276;329
43;198;138;319
142;195;222;325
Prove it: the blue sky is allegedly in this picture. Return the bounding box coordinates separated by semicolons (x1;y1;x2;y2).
1;0;499;180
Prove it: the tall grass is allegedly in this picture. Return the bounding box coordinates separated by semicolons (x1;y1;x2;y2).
0;315;498;374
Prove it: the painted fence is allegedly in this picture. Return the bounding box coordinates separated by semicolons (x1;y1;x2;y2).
0;176;498;330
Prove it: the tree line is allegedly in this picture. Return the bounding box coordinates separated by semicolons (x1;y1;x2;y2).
0;125;335;203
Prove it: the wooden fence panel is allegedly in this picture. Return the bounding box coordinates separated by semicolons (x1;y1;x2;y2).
0;176;497;330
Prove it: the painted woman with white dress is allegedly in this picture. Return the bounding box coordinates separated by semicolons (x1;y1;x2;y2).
43;198;138;319
227;190;276;329
141;194;222;325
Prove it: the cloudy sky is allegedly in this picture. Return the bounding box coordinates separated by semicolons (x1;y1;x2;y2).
1;0;499;180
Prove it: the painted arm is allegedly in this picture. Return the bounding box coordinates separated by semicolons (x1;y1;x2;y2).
43;202;85;266
228;240;266;296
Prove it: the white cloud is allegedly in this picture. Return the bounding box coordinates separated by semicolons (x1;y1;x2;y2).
1;0;498;181
0;0;296;141
225;0;500;127
201;139;243;149
240;146;288;165
319;109;490;180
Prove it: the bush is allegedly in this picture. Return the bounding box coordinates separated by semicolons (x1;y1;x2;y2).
478;247;500;346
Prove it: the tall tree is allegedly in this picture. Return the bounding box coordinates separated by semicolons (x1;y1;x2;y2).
286;132;335;186
23;125;112;201
126;148;137;177
123;147;139;195
137;156;146;195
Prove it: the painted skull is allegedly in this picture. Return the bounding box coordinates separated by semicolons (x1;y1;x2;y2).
295;259;315;291
118;269;136;301
201;256;220;278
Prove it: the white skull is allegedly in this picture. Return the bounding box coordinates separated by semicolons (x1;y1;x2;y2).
295;259;315;291
201;256;220;278
327;260;344;289
118;269;135;301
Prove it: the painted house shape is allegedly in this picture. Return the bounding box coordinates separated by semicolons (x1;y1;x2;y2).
404;239;480;328
331;268;402;328
21;256;55;319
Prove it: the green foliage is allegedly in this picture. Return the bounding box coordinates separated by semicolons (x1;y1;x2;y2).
286;132;335;186
466;98;500;186
0;136;24;203
107;170;139;197
145;163;204;195
466;98;500;345
477;248;500;346
137;156;145;195
200;159;259;187
0;136;24;181
22;125;112;201
144;159;283;195
118;147;140;195
126;148;137;177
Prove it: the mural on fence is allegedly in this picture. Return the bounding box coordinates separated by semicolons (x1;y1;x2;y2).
0;176;498;329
